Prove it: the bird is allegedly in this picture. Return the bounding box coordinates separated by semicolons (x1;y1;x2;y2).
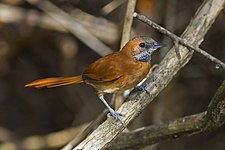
25;36;163;125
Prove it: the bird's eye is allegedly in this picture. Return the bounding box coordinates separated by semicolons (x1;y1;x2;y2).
139;42;145;48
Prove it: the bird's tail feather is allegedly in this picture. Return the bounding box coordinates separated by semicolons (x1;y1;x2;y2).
25;76;83;88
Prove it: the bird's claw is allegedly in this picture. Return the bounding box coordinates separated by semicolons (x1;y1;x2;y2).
135;83;151;96
108;108;125;126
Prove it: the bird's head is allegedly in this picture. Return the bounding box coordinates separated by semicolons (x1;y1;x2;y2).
123;36;164;62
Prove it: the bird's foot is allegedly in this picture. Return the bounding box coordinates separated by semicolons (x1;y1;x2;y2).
108;108;125;126
135;83;151;96
98;95;125;126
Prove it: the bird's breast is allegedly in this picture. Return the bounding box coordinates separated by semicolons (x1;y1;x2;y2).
119;61;151;90
103;87;120;93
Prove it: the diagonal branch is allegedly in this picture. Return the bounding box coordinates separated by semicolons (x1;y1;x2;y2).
133;12;225;69
74;0;225;149
105;110;225;150
105;80;225;149
120;0;137;48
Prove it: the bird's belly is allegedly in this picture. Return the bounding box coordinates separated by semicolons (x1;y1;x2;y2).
91;73;147;93
120;75;145;90
103;87;120;93
103;73;148;92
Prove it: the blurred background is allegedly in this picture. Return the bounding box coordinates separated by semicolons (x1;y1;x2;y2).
0;0;225;149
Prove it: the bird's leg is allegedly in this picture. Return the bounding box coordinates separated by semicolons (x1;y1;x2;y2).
98;94;124;126
135;82;151;96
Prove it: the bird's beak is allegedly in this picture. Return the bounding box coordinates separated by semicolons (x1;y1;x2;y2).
153;43;165;50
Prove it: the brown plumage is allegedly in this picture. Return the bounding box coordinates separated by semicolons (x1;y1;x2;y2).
25;36;163;125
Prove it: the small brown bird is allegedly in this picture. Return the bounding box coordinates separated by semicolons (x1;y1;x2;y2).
25;36;163;124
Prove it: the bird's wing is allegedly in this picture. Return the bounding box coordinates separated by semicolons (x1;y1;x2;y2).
82;53;123;83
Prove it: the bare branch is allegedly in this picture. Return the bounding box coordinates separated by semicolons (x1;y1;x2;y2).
62;109;108;150
174;39;181;59
205;80;225;129
0;4;119;45
133;12;225;69
101;0;126;15
105;110;225;150
120;0;137;48
105;79;225;149
105;112;206;150
74;0;225;149
70;9;119;44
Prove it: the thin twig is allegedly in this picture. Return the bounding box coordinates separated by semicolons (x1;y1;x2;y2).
120;0;137;48
101;0;126;15
133;12;225;69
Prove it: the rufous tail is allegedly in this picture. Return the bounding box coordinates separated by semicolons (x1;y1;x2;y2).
25;76;83;88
